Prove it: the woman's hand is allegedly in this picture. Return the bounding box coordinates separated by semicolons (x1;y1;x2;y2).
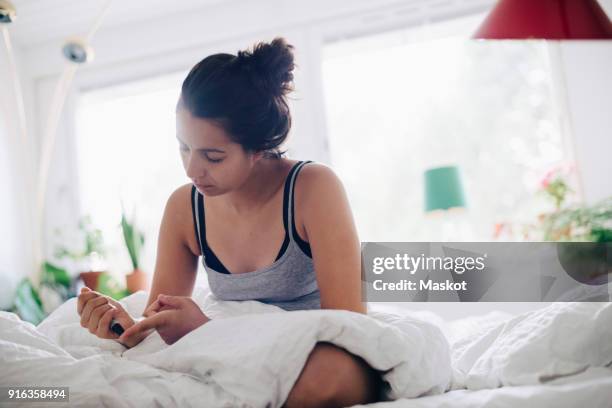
118;294;210;346
76;287;138;345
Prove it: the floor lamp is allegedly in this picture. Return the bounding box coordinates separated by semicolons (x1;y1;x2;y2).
0;0;113;284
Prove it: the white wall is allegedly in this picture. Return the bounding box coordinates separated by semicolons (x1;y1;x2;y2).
561;42;612;204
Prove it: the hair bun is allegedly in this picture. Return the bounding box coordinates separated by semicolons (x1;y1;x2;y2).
236;37;295;97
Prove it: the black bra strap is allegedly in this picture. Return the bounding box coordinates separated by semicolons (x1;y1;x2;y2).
191;185;203;254
289;161;313;258
282;161;304;233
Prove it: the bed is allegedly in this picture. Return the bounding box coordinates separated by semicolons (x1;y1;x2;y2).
1;286;611;407
361;302;612;407
357;368;612;407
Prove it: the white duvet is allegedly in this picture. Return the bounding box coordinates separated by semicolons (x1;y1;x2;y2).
448;302;612;390
1;287;451;407
1;287;611;407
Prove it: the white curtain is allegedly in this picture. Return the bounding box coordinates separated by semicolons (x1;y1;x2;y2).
0;42;36;309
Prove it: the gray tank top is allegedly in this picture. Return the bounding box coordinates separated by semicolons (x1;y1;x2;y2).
191;160;321;311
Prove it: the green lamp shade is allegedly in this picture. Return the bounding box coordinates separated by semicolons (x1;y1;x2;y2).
424;166;466;212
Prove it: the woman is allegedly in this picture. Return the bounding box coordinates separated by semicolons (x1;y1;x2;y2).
77;37;382;407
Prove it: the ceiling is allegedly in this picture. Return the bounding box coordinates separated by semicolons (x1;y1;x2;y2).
8;0;612;49
9;0;233;48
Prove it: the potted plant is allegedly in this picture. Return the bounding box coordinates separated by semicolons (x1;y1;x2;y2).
12;261;74;324
54;216;107;290
121;207;147;293
538;164;611;242
493;164;611;243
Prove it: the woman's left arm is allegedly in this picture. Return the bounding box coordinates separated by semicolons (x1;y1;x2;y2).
299;164;366;313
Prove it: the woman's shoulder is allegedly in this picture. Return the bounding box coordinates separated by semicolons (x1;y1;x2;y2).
164;183;201;254
167;183;195;210
293;161;348;217
291;161;354;244
296;161;344;193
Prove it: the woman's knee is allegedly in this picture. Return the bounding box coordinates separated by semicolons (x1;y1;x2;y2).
284;342;383;408
284;343;338;407
325;344;382;406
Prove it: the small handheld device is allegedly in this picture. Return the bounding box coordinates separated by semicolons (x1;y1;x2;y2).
110;319;125;336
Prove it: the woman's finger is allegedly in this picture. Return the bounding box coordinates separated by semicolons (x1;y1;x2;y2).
119;313;166;343
80;296;108;327
144;296;181;317
97;306;117;338
88;303;112;334
158;304;176;312
81;296;107;327
106;297;122;308
157;295;186;309
77;290;99;315
143;299;164;317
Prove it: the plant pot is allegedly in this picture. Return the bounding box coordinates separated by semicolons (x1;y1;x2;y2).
126;268;148;293
556;242;609;285
80;271;103;290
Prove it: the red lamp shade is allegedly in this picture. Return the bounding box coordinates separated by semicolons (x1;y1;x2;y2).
473;0;612;39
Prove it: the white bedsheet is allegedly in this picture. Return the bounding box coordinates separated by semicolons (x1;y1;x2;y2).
355;366;612;408
1;287;611;407
447;302;612;390
1;287;450;407
361;301;612;408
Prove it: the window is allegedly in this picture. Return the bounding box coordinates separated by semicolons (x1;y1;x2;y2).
322;15;566;241
75;72;206;284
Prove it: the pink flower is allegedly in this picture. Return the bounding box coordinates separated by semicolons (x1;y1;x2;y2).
540;170;554;189
493;222;505;239
539;162;574;190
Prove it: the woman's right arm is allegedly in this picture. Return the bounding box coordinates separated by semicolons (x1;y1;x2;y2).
122;184;199;347
77;184;199;347
145;184;199;313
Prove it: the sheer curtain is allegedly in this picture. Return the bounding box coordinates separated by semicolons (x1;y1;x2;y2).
0;3;112;307
0;40;36;308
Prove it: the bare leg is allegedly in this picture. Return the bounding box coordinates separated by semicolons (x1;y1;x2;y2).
284;342;383;408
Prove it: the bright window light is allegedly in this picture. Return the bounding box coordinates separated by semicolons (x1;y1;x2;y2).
75;72;206;284
322;15;567;241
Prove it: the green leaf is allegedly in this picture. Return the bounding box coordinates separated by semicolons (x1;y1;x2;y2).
121;209;144;270
13;279;46;324
42;262;72;288
590;228;612;243
96;272;129;300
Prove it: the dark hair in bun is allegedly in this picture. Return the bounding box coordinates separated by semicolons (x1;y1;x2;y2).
179;37;295;158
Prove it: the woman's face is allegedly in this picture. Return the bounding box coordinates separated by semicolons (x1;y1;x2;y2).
176;107;260;196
